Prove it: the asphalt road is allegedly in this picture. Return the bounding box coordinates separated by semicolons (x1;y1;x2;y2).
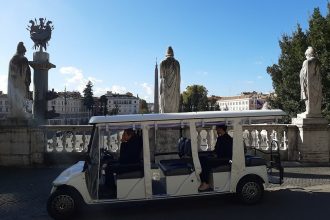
1;167;330;220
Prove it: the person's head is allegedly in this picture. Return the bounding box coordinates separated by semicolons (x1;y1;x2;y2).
122;129;135;142
166;46;174;58
16;42;26;56
216;124;227;136
305;46;314;59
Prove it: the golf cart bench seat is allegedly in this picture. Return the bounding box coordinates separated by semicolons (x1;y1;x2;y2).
245;156;267;167
159;159;194;176
212;164;231;172
115;163;144;179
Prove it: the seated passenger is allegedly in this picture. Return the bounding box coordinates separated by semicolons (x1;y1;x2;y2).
119;129;143;164
105;129;143;189
198;124;233;191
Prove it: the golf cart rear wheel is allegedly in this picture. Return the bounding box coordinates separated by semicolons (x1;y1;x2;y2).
237;178;264;204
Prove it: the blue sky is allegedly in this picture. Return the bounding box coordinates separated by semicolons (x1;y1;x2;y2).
0;0;328;102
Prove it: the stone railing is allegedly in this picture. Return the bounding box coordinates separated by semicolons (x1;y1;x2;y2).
41;124;298;163
241;124;298;161
41;125;93;165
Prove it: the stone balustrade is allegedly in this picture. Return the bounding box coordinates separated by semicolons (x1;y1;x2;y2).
40;124;297;162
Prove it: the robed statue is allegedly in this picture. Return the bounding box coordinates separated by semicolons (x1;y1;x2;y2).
160;46;181;113
7;42;31;118
299;46;322;116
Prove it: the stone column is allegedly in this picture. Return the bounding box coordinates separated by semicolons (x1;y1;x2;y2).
29;51;55;125
292;116;330;163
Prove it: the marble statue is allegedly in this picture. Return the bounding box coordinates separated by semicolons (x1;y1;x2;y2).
160;46;181;113
299;46;322;116
7;42;31;118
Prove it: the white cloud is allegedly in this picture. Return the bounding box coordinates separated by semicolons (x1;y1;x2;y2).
59;66;103;94
141;82;153;95
244;80;254;84
111;85;127;94
94;87;111;97
88;77;102;84
257;75;264;79
255;61;263;65
0;74;7;93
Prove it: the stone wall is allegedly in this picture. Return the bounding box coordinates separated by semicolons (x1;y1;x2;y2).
0;121;44;166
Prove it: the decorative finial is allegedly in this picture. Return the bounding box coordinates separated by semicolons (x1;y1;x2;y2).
27;18;54;51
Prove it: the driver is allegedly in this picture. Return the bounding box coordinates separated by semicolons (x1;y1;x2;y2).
198;124;233;191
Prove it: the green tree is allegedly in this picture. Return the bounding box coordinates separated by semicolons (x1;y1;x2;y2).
181;85;209;112
208;95;221;111
99;95;108;115
267;4;330;122
83;81;95;113
139;99;150;114
307;6;330;119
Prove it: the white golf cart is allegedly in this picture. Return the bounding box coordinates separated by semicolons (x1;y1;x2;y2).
47;110;285;219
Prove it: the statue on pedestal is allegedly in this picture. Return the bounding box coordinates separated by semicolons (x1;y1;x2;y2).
160;46;181;113
7;42;31;118
299;46;322;116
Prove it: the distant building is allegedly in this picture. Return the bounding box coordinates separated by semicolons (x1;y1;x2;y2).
47;90;89;125
217;92;267;111
105;91;140;115
0;91;9;119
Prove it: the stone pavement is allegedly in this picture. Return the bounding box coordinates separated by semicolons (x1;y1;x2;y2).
0;164;329;220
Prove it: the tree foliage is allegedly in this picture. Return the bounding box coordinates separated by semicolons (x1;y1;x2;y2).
139;99;150;114
181;85;209;112
99;95;108;115
83;81;95;112
267;4;330;122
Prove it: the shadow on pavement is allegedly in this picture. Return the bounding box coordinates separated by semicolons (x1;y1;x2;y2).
76;188;330;220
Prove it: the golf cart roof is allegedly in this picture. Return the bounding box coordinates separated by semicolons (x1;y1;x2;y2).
89;109;286;125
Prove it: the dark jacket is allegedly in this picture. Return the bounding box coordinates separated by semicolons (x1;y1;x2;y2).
119;135;143;164
214;133;233;160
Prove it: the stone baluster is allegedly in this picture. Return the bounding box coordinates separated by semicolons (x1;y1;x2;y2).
248;128;254;148
206;129;211;150
61;131;67;152
82;131;87;152
71;131;77;152
264;128;272;151
256;129;262;149
282;128;288;151
50;132;57;152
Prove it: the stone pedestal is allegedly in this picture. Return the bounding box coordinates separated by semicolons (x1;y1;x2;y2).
0;120;44;166
151;128;180;161
292;115;330;163
29;52;55;125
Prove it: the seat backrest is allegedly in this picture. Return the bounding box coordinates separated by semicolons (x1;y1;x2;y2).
184;139;192;157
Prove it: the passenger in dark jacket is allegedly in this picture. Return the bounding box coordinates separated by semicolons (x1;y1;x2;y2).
105;129;143;190
119;129;143;164
199;124;233;191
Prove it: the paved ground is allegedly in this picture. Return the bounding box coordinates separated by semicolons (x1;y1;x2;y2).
0;165;330;220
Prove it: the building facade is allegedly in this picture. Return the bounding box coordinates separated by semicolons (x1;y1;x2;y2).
217;92;266;111
47;91;89;125
105;91;140;115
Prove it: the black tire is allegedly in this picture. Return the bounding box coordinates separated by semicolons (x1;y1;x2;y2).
237;178;264;204
47;188;83;220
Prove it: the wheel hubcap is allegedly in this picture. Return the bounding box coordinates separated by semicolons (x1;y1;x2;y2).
53;195;74;213
242;182;259;200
